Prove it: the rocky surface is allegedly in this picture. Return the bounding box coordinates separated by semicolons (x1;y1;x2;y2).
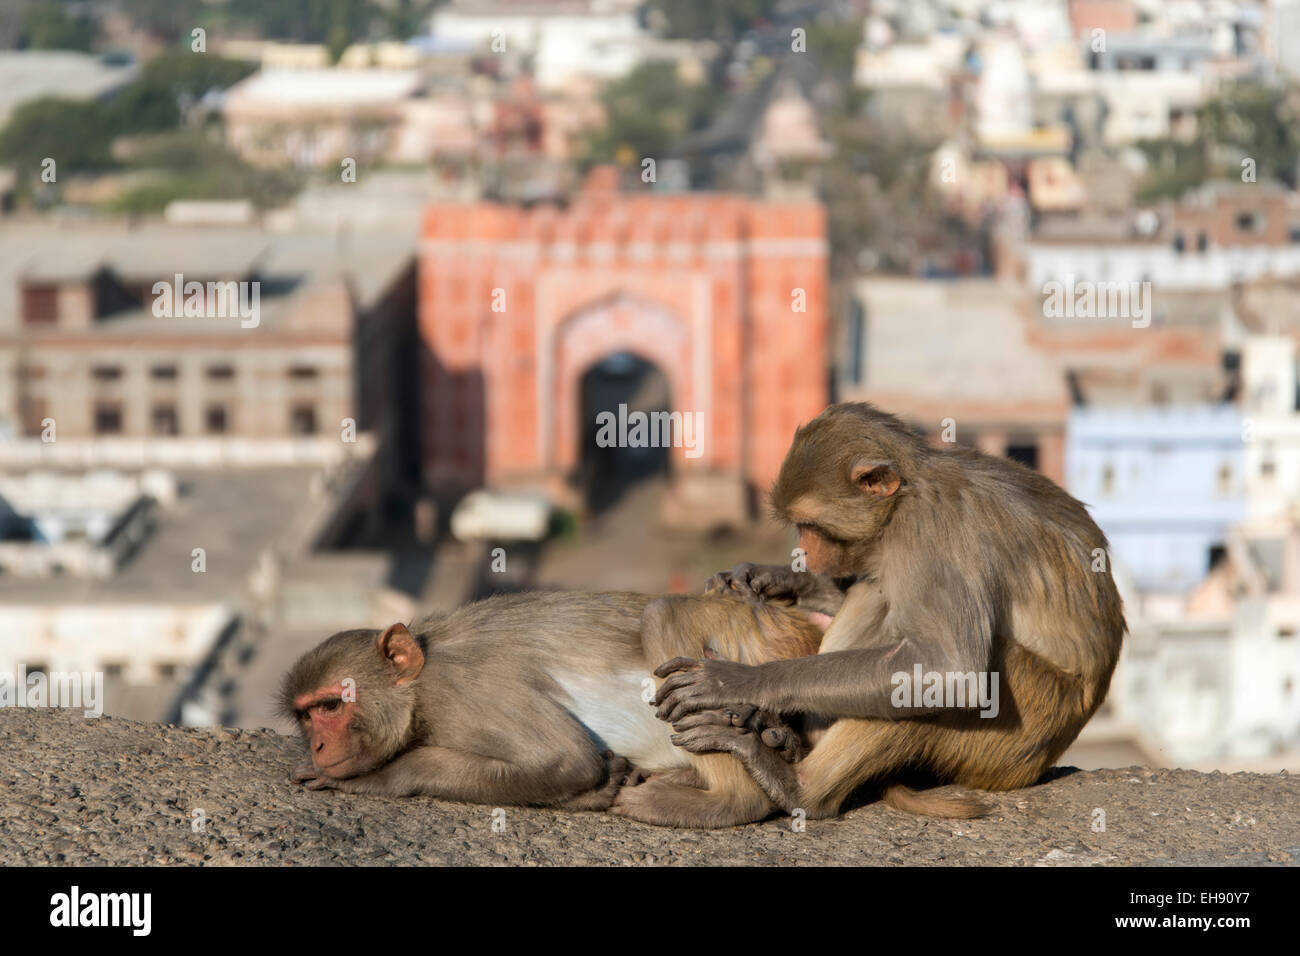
2;708;1296;866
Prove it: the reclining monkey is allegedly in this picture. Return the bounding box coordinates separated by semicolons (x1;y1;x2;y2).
281;590;838;828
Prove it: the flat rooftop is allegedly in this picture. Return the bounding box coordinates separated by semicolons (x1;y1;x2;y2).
0;51;139;126
0;468;319;604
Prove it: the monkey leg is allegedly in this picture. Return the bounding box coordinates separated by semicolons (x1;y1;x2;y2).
770;644;1098;816
610;754;776;828
551;753;638;812
923;643;1097;792
300;742;611;808
619;596;824;827
771;718;920;818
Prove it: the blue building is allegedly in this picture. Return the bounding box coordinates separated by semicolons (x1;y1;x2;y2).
1066;405;1246;592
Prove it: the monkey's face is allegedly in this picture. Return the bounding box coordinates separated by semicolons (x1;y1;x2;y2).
291;683;374;778
281;622;425;782
771;407;909;552
796;523;856;576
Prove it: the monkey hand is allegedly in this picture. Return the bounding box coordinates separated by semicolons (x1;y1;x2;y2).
290;760;345;792
705;563;846;617
705;562;799;604
653;656;757;724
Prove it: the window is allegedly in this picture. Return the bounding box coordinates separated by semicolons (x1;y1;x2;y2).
151;404;179;436
94;403;123;435
290;404;317;435
1101;464;1116;496
156;663;177;681
1261;441;1277;478
1216;462;1233;495
1207;544;1227;571
205;404;228;434
1172;233;1185;253
91;366;122;382
21;285;58;325
1196;231;1208;252
150;365;178;380
1235;211;1264;234
19;398;47;437
288;365;319;380
206;365;235;381
1006;442;1039;471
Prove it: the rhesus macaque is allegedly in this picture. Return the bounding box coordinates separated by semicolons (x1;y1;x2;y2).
655;402;1126;819
280;590;825;828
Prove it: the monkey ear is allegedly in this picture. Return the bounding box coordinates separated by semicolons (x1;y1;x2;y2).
377;623;424;685
851;460;901;497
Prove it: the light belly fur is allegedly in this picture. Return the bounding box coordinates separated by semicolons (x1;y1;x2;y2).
551;668;691;772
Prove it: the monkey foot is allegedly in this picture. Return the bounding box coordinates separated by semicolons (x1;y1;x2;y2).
553;752;640;811
669;708;806;763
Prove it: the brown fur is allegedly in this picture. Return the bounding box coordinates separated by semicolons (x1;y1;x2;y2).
612;595;822;827
654;402;1127;819
281;590;828;827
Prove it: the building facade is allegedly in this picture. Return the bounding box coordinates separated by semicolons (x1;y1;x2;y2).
418;179;829;522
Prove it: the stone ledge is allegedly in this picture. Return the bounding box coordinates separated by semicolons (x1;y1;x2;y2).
1;709;1296;866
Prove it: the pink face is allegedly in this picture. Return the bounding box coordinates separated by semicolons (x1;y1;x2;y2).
293;684;364;777
798;524;849;576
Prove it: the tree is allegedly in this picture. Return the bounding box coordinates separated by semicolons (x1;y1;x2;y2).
648;0;778;41
21;1;95;51
108;54;258;135
0;97;114;179
581;62;722;166
1137;83;1300;199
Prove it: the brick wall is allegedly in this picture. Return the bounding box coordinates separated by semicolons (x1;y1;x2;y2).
419;190;829;510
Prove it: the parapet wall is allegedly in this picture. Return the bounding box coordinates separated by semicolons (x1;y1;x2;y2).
2;709;1296;866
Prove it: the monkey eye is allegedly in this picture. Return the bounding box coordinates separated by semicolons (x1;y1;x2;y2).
319;698;343;713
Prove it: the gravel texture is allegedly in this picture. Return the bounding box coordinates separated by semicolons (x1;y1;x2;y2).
2;709;1296;866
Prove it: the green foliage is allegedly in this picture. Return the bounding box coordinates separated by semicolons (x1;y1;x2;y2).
21;0;95;51
114;0;434;51
580;62;722;165
385;0;439;40
648;0;778;41
0;52;259;190
805;18;862;79
1136;83;1300;200
114;0;207;42
0;97;114;175
105;129;302;213
109;54;258;135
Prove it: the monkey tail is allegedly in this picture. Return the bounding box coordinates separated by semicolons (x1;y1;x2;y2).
881;783;988;819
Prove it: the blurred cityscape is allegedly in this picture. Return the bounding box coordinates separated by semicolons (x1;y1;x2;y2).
1;0;1299;774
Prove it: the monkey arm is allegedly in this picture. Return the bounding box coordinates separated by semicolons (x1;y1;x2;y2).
656;579;994;722
301;745;601;806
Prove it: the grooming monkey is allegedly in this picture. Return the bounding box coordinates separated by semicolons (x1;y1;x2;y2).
655;402;1127;819
281;590;826;827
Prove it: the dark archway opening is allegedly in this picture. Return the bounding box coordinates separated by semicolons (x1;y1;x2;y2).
578;351;671;515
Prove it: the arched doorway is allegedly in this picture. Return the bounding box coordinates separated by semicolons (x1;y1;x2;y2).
578;351;671;514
